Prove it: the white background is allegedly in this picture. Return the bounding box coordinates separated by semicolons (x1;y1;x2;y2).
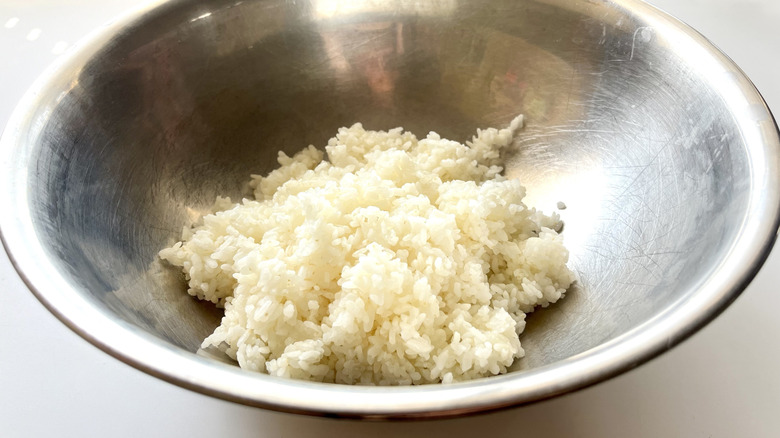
1;0;778;436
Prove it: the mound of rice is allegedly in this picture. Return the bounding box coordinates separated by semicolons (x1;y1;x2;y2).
159;115;575;385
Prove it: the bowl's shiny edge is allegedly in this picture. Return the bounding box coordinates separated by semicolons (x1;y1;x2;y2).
1;0;779;419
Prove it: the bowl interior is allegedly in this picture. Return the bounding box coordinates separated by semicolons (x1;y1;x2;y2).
5;0;779;416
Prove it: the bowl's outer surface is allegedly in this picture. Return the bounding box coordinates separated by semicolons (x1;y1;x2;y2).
1;0;779;418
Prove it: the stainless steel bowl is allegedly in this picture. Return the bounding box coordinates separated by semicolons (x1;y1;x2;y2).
2;0;779;419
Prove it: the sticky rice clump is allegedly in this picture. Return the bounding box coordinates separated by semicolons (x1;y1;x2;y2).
160;115;575;385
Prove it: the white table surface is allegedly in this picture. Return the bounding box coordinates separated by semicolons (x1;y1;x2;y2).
1;0;779;436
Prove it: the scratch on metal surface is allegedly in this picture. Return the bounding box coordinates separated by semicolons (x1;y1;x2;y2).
629;27;653;61
612;138;670;201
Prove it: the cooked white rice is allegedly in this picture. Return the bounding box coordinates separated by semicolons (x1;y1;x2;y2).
159;115;575;385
